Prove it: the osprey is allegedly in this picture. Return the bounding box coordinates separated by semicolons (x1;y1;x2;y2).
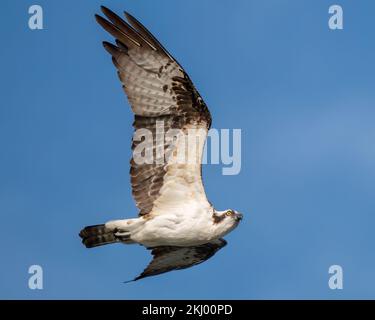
79;6;243;281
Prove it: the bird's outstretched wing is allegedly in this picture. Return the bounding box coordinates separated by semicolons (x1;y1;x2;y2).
128;239;227;281
96;7;212;216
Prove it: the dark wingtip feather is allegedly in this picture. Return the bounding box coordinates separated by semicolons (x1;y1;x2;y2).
95;14;110;31
102;41;121;57
123;11;137;24
101;7;158;51
115;39;128;51
123;279;136;284
100;5;108;12
95;13;141;48
123;11;173;59
101;5;120;22
101;5;117;19
94;13;103;23
112;56;120;69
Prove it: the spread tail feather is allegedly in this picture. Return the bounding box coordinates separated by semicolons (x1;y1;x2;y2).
79;224;119;248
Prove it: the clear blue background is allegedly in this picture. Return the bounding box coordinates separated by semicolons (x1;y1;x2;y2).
1;0;374;299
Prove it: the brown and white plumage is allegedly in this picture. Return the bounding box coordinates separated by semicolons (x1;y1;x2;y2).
79;6;242;281
96;7;211;218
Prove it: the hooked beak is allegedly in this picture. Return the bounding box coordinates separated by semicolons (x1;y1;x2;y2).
235;213;243;222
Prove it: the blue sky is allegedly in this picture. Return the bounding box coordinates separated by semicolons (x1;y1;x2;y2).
1;0;375;299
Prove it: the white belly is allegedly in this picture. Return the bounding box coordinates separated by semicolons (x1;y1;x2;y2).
131;214;216;247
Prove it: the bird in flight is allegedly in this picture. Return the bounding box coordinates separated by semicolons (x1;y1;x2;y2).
79;6;243;281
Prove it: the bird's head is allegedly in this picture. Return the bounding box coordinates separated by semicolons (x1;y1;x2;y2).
212;209;243;235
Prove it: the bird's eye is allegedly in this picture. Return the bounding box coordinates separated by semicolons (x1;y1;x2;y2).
226;210;233;216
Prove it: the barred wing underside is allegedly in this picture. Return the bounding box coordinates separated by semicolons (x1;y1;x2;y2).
96;7;212;216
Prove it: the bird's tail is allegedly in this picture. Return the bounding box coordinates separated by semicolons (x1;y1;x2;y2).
79;224;120;248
